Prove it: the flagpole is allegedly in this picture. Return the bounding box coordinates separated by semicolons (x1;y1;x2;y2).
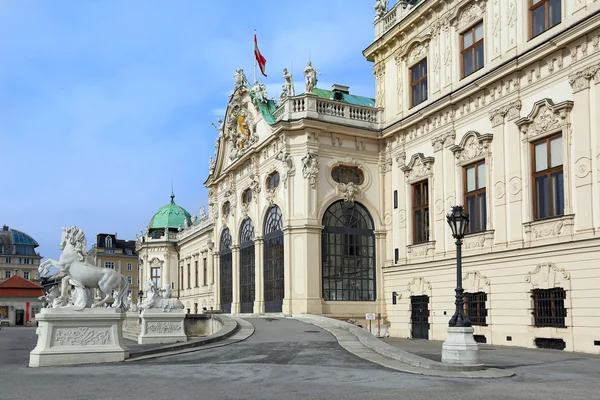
254;29;257;84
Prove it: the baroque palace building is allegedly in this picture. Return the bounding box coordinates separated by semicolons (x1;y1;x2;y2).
137;0;600;353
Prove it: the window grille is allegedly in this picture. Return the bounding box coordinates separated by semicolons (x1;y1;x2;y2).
464;291;487;326
532;288;566;328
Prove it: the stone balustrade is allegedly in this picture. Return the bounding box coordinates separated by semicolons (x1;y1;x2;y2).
273;93;383;129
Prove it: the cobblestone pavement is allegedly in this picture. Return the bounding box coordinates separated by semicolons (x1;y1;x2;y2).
2;319;600;400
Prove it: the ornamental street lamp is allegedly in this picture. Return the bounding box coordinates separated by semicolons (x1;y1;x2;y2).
441;205;480;366
446;205;471;328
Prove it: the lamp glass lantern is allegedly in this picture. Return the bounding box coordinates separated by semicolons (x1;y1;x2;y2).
446;205;469;240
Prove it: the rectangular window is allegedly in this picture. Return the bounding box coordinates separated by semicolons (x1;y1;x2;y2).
127;263;132;271
532;288;566;327
104;261;115;269
5;257;11;264
394;248;399;264
461;21;484;78
410;58;428;107
464;161;487;234
530;0;561;38
412;180;429;244
195;261;199;288
203;258;208;286
464;292;487;326
151;267;161;288
4;271;11;279
187;263;191;289
532;134;563;220
23;271;30;280
137;277;140;285
127;276;132;284
0;244;3;253
127;289;132;296
393;190;398;209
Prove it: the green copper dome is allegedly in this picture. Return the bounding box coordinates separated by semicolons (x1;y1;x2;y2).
148;193;192;231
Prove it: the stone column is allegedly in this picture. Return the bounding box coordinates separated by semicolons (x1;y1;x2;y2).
569;68;596;232
431;132;454;254
231;245;240;314
254;236;265;313
595;75;600;231
394;151;408;264
375;231;387;314
489;106;509;245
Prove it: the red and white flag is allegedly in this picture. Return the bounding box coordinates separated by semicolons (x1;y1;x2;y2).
254;31;267;77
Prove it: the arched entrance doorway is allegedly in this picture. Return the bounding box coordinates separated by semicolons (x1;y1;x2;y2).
239;218;255;313
322;201;376;301
263;205;284;312
219;228;232;313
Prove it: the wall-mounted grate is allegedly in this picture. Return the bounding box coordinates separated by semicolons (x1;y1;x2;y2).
473;335;487;344
535;338;566;350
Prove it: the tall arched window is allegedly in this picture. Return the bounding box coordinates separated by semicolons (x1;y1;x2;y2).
239;218;255;313
263;205;284;312
322;201;376;301
219;229;233;313
105;235;113;248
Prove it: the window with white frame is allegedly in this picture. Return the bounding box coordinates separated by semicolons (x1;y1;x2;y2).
23;271;30;280
127;262;132;271
5;271;11;279
532;134;564;220
127;276;132;284
104;261;115;269
105;236;113;248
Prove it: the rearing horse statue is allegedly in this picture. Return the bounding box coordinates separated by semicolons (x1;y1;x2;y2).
39;226;129;309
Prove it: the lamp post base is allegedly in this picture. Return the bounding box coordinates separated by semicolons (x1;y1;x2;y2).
441;326;480;365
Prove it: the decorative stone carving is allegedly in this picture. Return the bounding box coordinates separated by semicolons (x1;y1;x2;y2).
226;99;258;160
488;100;521;126
515;99;573;140
54;327;111;346
265;188;276;206
494;181;505;199
281;68;295;99
568;64;599;93
395;151;407;167
301;150;319;189
508;176;522;196
249;80;268;108
526;262;570;287
275;149;295;188
147;322;182;334
249;173;262;200
454;2;485;31
407;43;427;64
339;182;360;205
233;68;249;91
450;131;492;163
463;234;486;250
575;157;592;179
374;62;386;108
38;226;130;310
398;209;406;223
410;244;430;257
431;131;456;152
463;271;490;292
401;153;435;183
532;220;564;239
407;277;432;296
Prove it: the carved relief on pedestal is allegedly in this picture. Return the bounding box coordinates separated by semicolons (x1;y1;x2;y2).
54;327;111;346
147;322;182;334
525;262;570;288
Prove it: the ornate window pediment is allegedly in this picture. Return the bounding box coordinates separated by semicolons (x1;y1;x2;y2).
515;98;573;141
401;153;435;183
450;0;487;31
450;131;493;165
525;262;570;289
400;35;431;65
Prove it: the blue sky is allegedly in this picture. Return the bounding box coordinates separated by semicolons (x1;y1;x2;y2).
1;1;377;262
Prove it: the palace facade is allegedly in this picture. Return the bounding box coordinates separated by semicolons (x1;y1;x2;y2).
137;0;600;353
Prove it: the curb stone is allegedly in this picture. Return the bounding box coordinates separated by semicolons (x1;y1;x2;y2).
293;314;514;379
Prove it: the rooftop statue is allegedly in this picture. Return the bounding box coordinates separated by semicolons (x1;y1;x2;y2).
283;68;295;97
374;0;388;20
304;61;320;93
250;80;268;104
38;226;130;311
234;68;249;90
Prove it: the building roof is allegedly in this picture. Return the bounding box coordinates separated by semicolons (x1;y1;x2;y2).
311;87;376;107
0;275;44;298
148;193;192;231
10;229;39;246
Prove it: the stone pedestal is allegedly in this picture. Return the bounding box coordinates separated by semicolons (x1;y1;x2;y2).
29;308;129;367
441;326;480;365
138;309;187;344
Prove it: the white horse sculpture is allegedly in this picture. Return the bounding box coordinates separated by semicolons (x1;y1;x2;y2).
39;226;129;310
139;280;184;312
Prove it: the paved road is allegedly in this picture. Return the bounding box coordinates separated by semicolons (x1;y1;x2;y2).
1;319;600;400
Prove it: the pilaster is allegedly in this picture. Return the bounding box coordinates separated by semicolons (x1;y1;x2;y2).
431;132;455;254
505;103;524;244
488;104;509;245
254;237;265;313
231;245;240;314
569;67;597;233
394;150;408;264
213;251;220;311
